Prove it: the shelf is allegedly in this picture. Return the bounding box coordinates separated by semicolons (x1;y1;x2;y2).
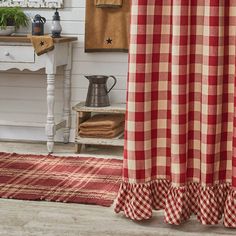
0;35;78;44
75;132;124;147
73;102;126;153
72;102;126;114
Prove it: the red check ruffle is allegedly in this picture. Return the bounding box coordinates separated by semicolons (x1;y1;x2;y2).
115;181;236;227
224;189;236;227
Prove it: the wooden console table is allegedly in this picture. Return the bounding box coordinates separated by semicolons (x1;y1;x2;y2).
0;35;77;153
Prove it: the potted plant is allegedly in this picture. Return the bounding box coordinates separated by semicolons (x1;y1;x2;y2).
0;7;29;35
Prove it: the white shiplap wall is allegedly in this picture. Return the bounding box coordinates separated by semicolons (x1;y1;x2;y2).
0;0;128;142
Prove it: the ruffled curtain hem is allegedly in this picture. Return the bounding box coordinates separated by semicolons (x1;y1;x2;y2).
114;180;236;227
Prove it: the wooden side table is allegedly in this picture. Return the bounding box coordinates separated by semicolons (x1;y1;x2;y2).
72;102;126;153
0;35;77;153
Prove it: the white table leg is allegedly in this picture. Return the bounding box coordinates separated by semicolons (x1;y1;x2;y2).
46;73;56;153
63;68;71;143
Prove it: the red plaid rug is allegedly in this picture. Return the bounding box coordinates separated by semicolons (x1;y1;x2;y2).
0;152;122;207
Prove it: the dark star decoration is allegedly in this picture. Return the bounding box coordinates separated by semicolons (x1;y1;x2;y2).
106;37;113;44
40;41;45;47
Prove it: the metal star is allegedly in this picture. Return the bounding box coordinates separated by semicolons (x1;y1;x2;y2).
40;41;45;46
106;37;112;44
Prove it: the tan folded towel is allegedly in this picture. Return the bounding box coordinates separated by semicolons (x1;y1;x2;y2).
80;121;125;132
85;0;130;52
28;35;54;56
80;127;115;132
79;123;124;138
95;0;123;8
80;114;125;130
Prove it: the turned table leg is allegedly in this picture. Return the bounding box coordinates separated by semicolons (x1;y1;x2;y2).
46;73;56;153
63;68;71;143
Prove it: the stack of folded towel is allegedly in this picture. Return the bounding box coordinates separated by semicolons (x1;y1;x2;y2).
79;114;125;138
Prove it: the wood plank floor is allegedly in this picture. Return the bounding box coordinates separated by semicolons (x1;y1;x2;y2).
0;141;235;236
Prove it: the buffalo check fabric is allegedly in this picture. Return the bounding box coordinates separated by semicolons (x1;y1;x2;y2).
114;0;236;227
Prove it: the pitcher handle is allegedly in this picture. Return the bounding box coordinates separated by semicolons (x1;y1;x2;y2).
107;76;117;94
41;17;46;24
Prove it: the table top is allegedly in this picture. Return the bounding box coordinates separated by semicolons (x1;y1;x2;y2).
72;102;126;113
0;35;78;43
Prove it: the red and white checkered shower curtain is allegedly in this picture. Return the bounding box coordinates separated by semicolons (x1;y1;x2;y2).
115;0;236;227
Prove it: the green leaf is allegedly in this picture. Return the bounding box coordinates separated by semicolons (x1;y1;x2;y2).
0;7;29;30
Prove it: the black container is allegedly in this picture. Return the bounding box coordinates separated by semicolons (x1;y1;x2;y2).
32;14;46;36
85;75;117;107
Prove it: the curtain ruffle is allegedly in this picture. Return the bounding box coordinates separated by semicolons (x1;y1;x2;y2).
224;188;236;227
114;180;235;227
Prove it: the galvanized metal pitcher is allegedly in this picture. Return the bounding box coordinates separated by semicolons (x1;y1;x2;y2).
85;75;117;107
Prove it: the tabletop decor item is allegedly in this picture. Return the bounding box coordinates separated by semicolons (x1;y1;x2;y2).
85;75;117;107
51;8;62;38
0;7;28;35
32;14;46;35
